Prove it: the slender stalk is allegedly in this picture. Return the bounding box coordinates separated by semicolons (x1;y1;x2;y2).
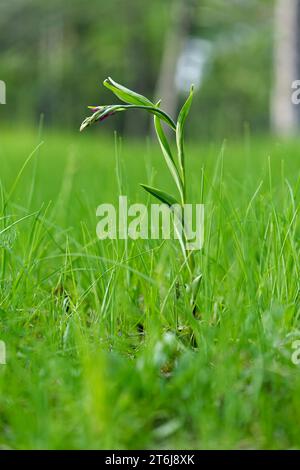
80;78;201;313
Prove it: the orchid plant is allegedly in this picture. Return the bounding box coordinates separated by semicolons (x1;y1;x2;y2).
80;77;202;313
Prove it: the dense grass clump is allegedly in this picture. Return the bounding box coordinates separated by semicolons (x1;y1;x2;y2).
0;128;299;449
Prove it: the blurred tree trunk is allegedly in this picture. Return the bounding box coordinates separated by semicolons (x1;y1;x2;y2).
38;12;64;124
124;3;154;137
271;0;300;135
155;0;198;120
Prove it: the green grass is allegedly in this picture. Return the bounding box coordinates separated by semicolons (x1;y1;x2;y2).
0;126;299;449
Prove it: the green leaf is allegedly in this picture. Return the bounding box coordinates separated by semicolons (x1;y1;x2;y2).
154;115;184;202
140;184;179;207
189;273;202;306
104;77;154;107
141;184;187;261
185;273;203;307
176;85;194;180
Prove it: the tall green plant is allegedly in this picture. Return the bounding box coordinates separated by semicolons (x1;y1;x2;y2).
80;77;202;312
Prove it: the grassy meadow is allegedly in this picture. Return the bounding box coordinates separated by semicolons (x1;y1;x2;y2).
0;126;300;449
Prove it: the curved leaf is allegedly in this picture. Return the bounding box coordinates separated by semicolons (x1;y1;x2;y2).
104;77;154;107
140;184;179;207
154;115;184;202
176;85;194;180
141;184;187;261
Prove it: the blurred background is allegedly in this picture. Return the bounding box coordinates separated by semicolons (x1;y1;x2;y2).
0;0;300;139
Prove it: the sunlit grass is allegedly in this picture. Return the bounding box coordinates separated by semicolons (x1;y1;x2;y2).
0;127;299;449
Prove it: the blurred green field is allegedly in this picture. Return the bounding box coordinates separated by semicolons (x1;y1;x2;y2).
0;127;300;449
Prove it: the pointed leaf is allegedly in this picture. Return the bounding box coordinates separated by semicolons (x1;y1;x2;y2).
154;115;184;202
176;85;194;178
187;273;202;307
104;77;153;107
140;184;179;207
191;274;202;299
141;184;187;260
